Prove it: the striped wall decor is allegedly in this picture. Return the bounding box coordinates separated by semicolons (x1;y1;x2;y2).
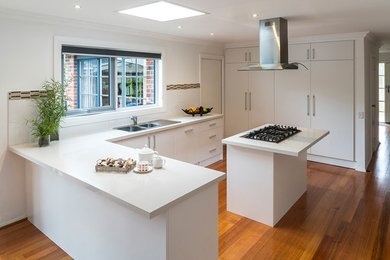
166;83;200;91
8;90;47;100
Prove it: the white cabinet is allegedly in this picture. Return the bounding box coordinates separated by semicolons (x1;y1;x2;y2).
198;119;224;163
175;124;199;164
288;40;354;62
116;130;176;158
275;62;311;128
310;60;354;160
115;118;224;166
276;40;355;161
225;47;259;64
225;63;248;137
225;63;274;137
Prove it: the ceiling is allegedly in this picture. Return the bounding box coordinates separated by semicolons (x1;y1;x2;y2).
1;0;390;48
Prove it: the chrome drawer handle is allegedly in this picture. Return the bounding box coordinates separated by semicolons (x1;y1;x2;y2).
209;134;217;139
184;128;193;134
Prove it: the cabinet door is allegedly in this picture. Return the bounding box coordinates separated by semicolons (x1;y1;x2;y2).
274;62;311;128
225;48;247;63
224;63;249;137
310;60;354;161
288;43;311;62
311;41;354;61
174;125;199;164
247;47;259;63
115;135;149;149
152;130;176;158
248;71;275;128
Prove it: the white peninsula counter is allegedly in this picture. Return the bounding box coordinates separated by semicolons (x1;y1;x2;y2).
9;114;225;260
222;125;328;227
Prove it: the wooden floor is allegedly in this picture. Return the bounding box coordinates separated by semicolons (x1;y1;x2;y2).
1;125;390;259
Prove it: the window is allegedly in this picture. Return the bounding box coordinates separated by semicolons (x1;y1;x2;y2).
379;63;385;122
62;46;161;115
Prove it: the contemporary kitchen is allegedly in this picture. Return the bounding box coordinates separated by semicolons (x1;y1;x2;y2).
1;0;390;259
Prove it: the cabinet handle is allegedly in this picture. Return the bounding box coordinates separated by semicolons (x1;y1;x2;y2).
209;122;216;127
245;52;248;62
209;134;217;139
249;92;252;111
153;135;156;150
313;95;316;116
249;52;252;62
148;136;151;148
312;48;315;59
245;92;248;110
307;49;310;60
184;128;193;134
306;95;310;116
209;148;217;153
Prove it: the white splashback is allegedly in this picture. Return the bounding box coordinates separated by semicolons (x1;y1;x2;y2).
8;98;36;146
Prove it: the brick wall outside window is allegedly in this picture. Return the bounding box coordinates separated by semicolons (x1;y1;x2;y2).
64;54;78;109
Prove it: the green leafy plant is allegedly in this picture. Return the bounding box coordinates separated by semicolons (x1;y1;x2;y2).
31;79;67;139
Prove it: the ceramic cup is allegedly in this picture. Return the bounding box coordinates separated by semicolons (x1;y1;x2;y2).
137;161;150;172
153;156;166;169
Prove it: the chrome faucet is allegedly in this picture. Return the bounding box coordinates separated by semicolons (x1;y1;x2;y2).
131;115;138;125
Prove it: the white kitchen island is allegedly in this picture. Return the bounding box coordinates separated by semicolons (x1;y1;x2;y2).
10;122;225;260
222;125;328;227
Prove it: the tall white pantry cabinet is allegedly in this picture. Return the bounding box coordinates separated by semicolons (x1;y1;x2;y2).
224;47;274;138
224;40;355;163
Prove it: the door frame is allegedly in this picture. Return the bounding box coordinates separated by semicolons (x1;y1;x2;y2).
199;54;225;115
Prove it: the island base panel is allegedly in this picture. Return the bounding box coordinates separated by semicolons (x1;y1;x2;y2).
226;145;307;227
25;161;218;260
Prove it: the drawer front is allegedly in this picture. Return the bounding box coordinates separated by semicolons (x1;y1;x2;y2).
199;118;223;131
198;127;223;162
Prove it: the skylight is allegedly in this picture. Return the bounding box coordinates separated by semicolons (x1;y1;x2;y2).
118;1;205;22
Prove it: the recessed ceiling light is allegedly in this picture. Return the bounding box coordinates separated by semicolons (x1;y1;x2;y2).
118;1;205;22
210;32;214;36
177;25;182;29
252;14;258;18
74;4;81;9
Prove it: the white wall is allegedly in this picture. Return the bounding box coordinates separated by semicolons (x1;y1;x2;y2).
0;10;223;226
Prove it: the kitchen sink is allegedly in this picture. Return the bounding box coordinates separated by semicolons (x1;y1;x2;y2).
138;123;160;128
115;125;146;132
115;119;180;132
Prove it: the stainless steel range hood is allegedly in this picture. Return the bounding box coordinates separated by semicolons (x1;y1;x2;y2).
239;17;299;71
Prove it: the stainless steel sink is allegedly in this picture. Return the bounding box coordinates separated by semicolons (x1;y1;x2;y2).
115;125;146;132
115;119;180;132
138;123;160;128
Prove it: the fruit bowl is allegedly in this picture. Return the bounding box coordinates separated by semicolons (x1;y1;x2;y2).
182;106;213;116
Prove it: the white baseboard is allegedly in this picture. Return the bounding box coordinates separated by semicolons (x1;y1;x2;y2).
307;154;358;170
0;215;27;228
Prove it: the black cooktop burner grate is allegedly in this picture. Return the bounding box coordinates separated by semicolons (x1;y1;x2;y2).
241;125;301;143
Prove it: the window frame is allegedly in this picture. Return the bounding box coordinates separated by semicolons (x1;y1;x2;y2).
54;36;166;127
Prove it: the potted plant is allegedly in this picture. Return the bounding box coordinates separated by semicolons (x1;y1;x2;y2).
31;79;67;147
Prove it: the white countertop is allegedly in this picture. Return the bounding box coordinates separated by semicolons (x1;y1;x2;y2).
10;114;225;219
222;124;329;156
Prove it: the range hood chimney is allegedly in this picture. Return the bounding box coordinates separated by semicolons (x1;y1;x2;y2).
239;17;299;71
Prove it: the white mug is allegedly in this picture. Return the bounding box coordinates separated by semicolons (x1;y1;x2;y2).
137;161;150;172
153;156;166;169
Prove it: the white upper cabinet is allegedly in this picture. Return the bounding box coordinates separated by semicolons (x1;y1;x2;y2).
289;41;354;62
225;47;259;64
310;41;354;61
288;43;311;62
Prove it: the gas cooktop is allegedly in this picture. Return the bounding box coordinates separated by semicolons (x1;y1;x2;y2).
241;125;301;143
